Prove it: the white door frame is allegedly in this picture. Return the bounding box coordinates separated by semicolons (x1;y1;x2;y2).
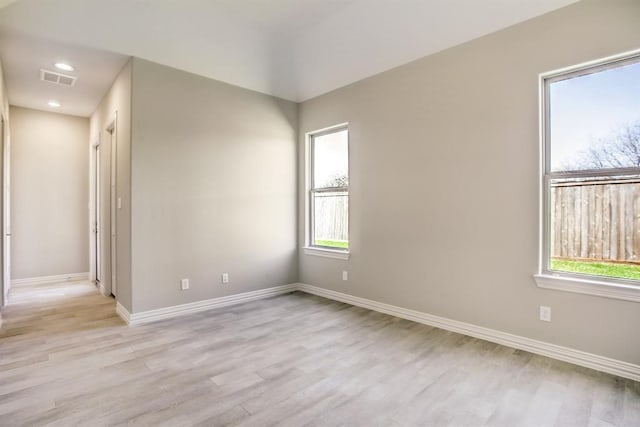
89;134;100;290
1;114;9;307
89;112;118;298
106;117;117;298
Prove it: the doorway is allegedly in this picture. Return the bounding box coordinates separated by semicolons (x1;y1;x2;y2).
90;115;117;298
106;121;117;298
92;141;102;290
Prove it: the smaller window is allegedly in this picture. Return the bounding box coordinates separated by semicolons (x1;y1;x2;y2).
307;125;349;253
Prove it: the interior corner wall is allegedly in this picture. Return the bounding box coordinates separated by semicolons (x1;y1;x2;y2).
10;106;89;279
298;0;640;365
129;58;297;313
90;59;132;311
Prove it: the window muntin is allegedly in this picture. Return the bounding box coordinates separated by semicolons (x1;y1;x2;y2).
541;53;640;287
309;126;349;251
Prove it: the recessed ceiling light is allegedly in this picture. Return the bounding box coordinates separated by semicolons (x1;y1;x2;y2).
48;100;61;108
54;62;74;72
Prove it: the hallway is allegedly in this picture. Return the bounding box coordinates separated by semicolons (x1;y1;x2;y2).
1;281;119;335
0;281;124;423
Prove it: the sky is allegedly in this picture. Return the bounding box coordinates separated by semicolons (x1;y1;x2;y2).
549;59;640;171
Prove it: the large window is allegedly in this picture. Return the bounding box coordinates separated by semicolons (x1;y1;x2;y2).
306;125;349;256
536;51;640;301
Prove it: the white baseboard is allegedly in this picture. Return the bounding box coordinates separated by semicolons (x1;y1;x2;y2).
117;283;298;326
115;301;130;324
11;272;90;287
111;281;640;381
297;283;640;382
98;282;109;297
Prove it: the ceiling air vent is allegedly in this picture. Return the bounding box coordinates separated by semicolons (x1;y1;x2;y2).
40;69;77;87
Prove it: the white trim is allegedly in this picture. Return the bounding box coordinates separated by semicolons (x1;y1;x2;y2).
306;122;350;137
541;48;640;81
303;247;350;260
89;132;100;288
534;274;640;303
122;284;298;326
98;281;109;297
11;272;89;287
297;283;640;382
107;114;118;298
115;301;130;324
304;123;350;251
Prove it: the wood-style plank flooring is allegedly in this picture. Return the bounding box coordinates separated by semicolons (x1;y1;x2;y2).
0;281;639;426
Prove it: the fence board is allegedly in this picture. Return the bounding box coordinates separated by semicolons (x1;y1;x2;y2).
625;185;633;260
634;186;640;261
594;185;603;259
602;188;610;260
619;187;626;260
552;188;560;256
612;185;617;259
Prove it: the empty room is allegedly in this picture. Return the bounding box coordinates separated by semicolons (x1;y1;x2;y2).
0;0;639;425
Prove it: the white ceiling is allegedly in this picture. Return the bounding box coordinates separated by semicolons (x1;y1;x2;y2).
0;0;579;116
0;31;129;116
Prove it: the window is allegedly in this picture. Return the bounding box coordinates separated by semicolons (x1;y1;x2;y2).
535;50;640;302
305;124;349;258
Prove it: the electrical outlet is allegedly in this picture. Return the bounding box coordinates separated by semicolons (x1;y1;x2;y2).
539;305;551;322
222;273;229;284
180;278;190;290
342;271;348;281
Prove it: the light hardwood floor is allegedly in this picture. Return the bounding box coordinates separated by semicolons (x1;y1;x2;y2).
0;281;639;426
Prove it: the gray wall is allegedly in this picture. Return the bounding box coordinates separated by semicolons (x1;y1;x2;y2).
11;106;89;279
90;60;132;310
130;58;297;313
298;0;640;365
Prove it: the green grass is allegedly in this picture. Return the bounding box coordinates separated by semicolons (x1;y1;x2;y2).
315;239;349;249
550;259;640;280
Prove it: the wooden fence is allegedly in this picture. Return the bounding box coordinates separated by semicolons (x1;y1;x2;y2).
550;178;640;263
314;192;348;242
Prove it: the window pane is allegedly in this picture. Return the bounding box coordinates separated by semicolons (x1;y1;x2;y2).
313;129;348;188
549;60;640;172
313;191;348;249
548;175;640;280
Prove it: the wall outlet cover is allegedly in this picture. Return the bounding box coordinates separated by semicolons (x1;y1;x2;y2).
539;305;551;322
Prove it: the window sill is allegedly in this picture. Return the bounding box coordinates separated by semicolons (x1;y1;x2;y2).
303;247;350;260
534;274;640;303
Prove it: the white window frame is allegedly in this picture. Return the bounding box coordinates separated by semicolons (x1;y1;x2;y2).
303;123;350;260
534;49;640;303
